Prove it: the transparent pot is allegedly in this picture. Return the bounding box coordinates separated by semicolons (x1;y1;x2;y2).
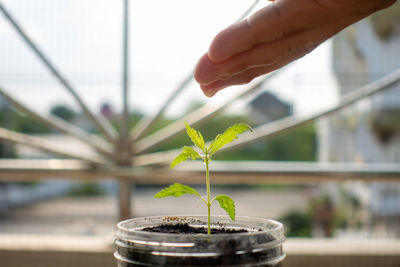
114;215;286;266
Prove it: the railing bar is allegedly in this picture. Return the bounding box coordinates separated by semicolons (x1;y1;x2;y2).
219;67;400;153
0;3;118;143
130;71;193;142
0;127;106;165
173;161;400;174
134;70;281;154
129;0;261;142
0;159;89;170
121;0;130;143
119;0;133;221
0;159;399;183
118;177;132;221
3;158;400;174
237;0;261;21
0;86;113;156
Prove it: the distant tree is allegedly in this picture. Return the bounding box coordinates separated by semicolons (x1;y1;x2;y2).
6;110;51;134
0;142;16;158
50;104;76;122
0;105;50;157
68;182;106;197
16;114;51;134
279;210;312;237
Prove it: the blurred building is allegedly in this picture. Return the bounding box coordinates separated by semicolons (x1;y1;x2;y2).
318;4;400;236
249;91;292;125
100;102;116;120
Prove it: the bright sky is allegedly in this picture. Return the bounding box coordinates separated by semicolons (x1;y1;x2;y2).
0;0;338;118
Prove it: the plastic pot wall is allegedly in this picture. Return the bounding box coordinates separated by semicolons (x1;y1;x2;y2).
114;215;285;266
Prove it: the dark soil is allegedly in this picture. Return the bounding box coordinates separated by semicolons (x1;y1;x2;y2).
141;223;249;234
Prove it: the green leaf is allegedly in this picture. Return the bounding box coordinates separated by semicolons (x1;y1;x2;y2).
215;195;235;221
209;123;252;155
185;122;206;151
154;183;201;198
170;146;201;169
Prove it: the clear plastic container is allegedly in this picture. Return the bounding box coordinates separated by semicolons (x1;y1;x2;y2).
114;215;286;266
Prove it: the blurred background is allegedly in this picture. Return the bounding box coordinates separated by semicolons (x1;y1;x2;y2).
0;0;399;266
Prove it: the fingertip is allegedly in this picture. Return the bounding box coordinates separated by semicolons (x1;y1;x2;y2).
193;53;210;84
200;82;229;98
194;53;219;85
202;89;215;98
200;83;216;97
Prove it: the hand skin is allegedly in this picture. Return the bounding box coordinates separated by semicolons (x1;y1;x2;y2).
194;0;396;97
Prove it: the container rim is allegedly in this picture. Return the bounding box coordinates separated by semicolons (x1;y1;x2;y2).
116;215;284;240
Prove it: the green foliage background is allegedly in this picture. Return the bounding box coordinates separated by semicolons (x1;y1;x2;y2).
0;101;317;162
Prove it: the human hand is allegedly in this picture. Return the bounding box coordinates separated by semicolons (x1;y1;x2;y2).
194;0;395;97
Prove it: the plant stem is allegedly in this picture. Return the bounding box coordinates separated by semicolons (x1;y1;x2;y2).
205;153;211;235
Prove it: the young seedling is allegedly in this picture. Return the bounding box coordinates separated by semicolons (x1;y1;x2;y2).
154;122;252;235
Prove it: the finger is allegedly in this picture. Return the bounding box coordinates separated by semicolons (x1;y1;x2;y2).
195;32;310;87
208;0;339;63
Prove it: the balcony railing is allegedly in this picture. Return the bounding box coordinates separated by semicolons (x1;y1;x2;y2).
0;1;399;266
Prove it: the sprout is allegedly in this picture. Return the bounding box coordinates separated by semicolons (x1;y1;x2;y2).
155;122;252;235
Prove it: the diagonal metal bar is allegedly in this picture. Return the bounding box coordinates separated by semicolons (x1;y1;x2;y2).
130;70;193;142
132;67;400;166
237;0;262;21
0;127;107;165
133;70;281;154
0;3;118;143
0;86;114;156
218;66;400;153
129;0;261;142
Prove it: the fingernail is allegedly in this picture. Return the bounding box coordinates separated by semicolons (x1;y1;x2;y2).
203;89;216;97
201;85;217;97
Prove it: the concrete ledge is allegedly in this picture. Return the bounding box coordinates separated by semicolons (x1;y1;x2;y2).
0;234;115;267
0;235;399;267
285;238;400;267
